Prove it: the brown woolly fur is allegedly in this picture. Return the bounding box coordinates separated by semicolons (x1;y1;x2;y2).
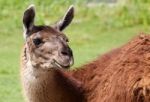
69;34;150;102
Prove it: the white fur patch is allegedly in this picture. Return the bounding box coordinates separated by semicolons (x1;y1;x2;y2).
27;4;35;10
24;60;36;81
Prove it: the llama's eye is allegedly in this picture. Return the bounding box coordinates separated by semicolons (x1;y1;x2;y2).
33;38;43;46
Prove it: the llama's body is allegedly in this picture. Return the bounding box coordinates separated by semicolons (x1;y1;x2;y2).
71;35;150;102
21;5;150;102
71;48;121;102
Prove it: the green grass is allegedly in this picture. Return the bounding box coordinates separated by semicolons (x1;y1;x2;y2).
0;0;150;102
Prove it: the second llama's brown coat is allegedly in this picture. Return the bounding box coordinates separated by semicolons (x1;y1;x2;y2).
66;34;150;102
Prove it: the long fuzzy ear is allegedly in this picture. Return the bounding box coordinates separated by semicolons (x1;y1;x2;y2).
23;4;35;38
54;5;74;31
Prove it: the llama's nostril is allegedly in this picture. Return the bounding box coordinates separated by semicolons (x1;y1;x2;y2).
61;50;68;56
61;47;73;57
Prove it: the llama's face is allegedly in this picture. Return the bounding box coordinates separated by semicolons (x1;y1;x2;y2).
23;5;74;69
26;27;73;69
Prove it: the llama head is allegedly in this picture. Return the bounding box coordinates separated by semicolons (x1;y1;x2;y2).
23;5;74;70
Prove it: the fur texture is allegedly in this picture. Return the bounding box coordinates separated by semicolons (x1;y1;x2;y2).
70;34;150;102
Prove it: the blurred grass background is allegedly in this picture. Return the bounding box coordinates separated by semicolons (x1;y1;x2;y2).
0;0;150;101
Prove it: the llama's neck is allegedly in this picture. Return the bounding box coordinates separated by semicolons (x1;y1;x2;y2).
21;46;84;102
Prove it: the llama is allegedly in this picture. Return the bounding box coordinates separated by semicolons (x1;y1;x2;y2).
21;5;150;102
21;5;84;102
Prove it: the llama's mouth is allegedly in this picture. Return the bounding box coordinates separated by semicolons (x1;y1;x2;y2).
53;59;70;69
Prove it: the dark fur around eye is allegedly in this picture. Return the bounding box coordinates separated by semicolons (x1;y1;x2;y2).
33;38;43;46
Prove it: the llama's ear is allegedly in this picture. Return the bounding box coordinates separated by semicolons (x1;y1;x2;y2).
54;5;74;31
23;4;35;38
